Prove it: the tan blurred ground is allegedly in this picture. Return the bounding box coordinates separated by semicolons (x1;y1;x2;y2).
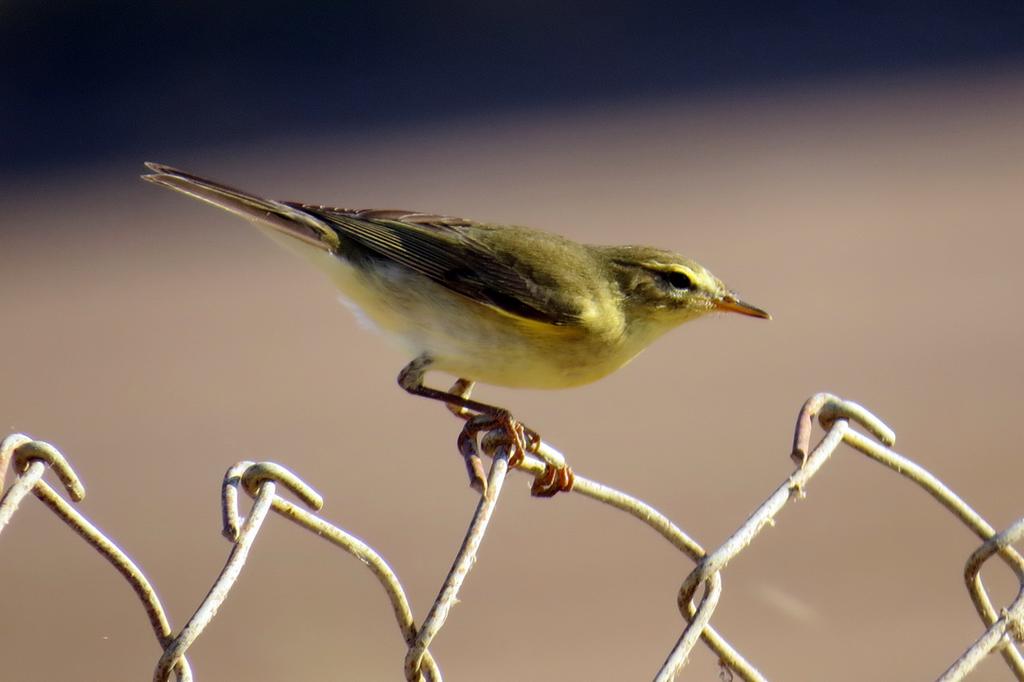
2;68;1024;680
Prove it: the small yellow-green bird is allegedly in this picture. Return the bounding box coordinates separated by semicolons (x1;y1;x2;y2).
142;162;769;493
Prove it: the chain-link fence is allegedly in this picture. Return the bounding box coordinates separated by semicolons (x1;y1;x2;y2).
1;393;1021;681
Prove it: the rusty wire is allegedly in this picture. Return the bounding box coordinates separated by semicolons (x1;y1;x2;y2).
1;394;1023;680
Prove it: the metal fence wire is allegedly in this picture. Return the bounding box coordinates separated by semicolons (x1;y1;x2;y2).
1;393;1022;681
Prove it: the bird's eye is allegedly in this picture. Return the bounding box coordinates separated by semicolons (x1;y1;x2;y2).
663;270;693;290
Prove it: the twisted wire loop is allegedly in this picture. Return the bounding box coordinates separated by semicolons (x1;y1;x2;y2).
939;517;1024;681
834;430;1024;679
791;394;1024;681
648;395;895;680
229;461;444;681
0;434;193;682
154;462;324;681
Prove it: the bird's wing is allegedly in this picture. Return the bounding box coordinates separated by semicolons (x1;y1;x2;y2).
142;163;583;325
292;203;583;325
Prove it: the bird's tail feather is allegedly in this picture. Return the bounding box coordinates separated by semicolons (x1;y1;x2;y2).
141;162;339;251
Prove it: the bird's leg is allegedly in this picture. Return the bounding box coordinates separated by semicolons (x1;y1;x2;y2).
398;355;516;417
397;355;572;496
398;355;522;491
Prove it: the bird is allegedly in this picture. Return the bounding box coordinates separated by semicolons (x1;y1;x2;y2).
142;162;769;495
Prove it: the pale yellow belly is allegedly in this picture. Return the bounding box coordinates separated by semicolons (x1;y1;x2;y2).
301;245;638;389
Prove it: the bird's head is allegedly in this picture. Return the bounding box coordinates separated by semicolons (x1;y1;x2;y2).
599;245;770;335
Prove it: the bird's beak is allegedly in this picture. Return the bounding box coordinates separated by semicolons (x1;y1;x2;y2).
715;292;771;319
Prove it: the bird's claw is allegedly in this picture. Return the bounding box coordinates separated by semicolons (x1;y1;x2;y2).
457;411;529;493
457;412;573;497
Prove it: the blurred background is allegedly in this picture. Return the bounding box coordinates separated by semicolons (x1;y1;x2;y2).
3;2;1024;680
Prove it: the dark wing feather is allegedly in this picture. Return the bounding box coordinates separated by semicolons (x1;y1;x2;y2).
289;203;581;325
